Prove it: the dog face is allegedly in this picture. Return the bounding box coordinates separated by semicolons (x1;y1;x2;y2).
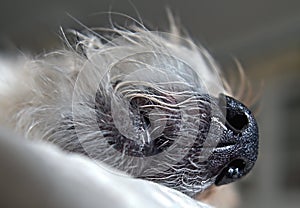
1;27;258;197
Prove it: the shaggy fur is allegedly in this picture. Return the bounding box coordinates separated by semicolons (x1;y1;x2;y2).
0;16;257;207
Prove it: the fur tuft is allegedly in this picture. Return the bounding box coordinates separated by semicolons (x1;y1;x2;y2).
0;21;236;198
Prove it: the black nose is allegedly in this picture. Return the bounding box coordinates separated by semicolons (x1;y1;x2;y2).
214;95;259;186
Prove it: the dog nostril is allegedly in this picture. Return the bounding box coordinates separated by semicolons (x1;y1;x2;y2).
219;94;250;133
215;158;247;186
226;112;248;132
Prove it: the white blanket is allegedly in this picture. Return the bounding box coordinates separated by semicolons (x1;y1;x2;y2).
0;128;211;208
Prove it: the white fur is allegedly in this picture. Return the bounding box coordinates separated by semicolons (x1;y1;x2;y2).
0;22;234;207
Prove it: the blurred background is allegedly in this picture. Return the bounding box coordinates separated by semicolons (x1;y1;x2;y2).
0;0;299;207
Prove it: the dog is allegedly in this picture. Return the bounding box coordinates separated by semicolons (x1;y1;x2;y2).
0;14;259;207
